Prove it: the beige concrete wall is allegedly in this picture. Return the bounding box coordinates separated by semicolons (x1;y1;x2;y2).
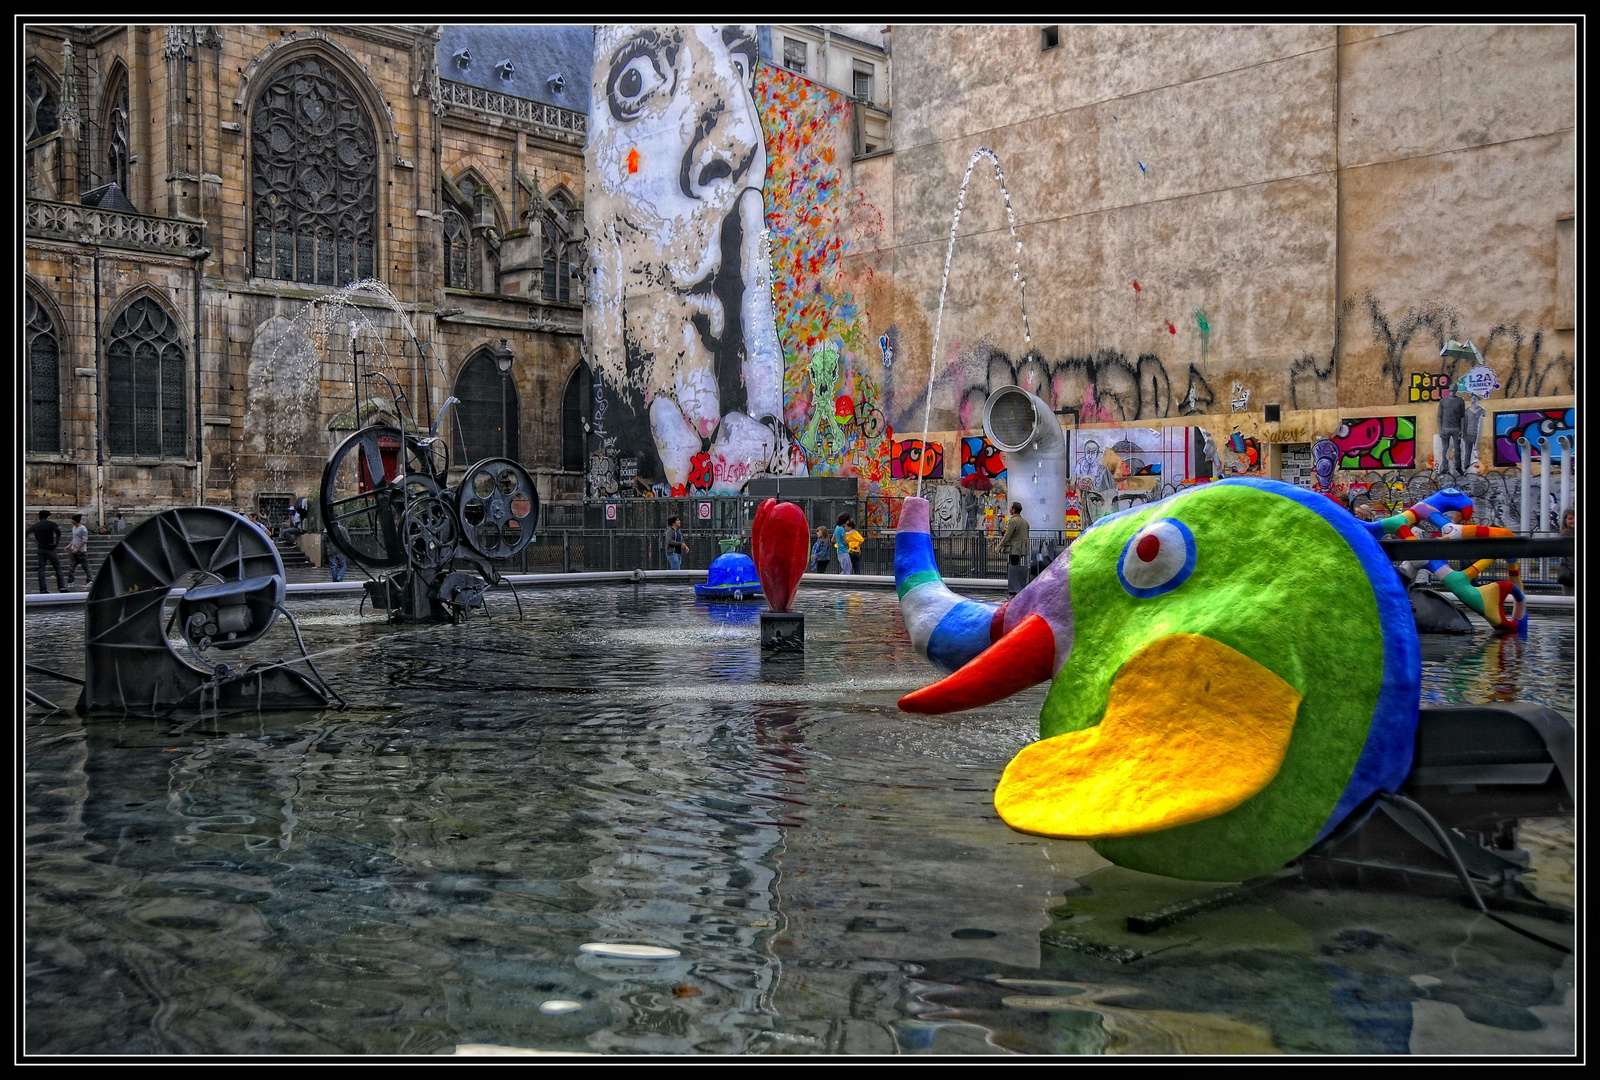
872;22;1575;442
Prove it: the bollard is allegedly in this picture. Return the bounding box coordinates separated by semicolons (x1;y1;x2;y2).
1557;435;1573;524
1518;438;1533;536
1538;436;1554;534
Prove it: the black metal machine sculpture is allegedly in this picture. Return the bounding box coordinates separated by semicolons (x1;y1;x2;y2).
74;507;341;716
318;382;538;623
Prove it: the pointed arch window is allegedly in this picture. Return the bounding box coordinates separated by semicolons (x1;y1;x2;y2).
104;69;130;192
251;55;378;286
441;207;473;290
561;364;590;472
542;194;572;303
26;292;61;454
26;65;60;143
451;348;519;465
107;297;187;459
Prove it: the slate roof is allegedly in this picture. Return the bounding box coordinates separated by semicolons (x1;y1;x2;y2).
437;24;593;114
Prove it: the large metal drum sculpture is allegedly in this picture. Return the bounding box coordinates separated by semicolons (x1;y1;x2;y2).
320;424;538;622
77;507;334;715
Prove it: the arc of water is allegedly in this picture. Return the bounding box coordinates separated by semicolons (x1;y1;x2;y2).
295;278;446;436
917;147;1033;499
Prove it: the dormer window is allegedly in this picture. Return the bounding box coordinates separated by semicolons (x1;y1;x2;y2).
547;73;565;94
452;48;471;69
495;59;515;80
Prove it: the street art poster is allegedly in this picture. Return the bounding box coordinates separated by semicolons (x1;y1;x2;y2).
1223;431;1263;475
1331;416;1416;470
1070;426;1203;484
585;27;888;496
960;436;1007;483
890;437;944;479
1493;408;1576;466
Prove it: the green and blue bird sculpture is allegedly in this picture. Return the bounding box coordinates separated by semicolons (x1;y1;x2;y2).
894;478;1421;882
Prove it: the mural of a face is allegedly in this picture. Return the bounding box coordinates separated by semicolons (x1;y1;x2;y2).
586;25;791;494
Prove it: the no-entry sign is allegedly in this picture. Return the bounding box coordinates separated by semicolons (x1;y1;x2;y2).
697;501;712;520
605;503;617;521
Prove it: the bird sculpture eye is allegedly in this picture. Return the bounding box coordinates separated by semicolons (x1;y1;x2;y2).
1116;518;1197;598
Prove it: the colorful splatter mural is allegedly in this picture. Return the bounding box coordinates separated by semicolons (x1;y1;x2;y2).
1330;416;1416;470
754;61;892;488
1493;408;1576;465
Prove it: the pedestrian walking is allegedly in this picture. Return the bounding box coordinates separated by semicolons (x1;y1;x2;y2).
111;510;128;534
664;515;690;571
27;509;66;593
833;513;853;575
995;502;1031;593
65;513;91;586
328;549;348;582
810;526;831;574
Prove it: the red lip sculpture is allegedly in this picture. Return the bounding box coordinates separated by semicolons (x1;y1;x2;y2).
751;498;809;614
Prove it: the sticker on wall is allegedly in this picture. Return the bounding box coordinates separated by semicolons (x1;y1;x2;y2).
1493;408;1575;465
1331;416;1416;470
1408;372;1452;403
1455;365;1501;398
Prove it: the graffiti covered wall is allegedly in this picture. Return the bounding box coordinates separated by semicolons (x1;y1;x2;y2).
584;28;890;497
585;26;796;496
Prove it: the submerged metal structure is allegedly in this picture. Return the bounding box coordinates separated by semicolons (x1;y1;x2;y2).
76;507;338;716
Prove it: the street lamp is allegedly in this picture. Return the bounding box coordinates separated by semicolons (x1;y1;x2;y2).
494;338;513;460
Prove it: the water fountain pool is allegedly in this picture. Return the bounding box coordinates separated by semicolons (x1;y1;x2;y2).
23;589;1574;1055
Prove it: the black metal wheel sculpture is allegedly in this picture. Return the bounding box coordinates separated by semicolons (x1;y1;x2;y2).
319;425;537;623
77;507;333;715
320;425;449;570
402;490;459;571
455;457;539;562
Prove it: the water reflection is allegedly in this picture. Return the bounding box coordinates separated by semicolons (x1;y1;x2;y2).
24;593;1574;1054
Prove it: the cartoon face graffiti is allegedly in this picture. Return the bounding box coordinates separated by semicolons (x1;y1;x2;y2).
891;438;944;480
586;26;792;493
1311;439;1339;488
961;436;1007;482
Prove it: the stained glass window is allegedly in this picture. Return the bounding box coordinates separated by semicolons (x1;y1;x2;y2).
26;66;60;143
442;207;472;290
107;298;186;458
451;348;519;465
542;194;572;303
26;292;61;454
251;56;377;286
562;364;589;472
105;71;130;192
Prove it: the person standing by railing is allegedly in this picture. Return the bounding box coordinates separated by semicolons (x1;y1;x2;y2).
665;515;690;571
811;526;832;574
1558;507;1575;595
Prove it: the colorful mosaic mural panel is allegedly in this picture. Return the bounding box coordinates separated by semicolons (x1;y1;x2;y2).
1493;408;1576;466
1331;416;1416;470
